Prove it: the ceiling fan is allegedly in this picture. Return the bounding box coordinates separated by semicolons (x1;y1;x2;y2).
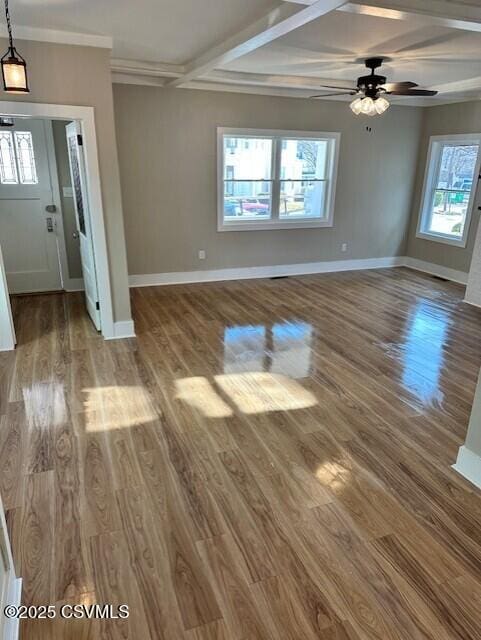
311;57;438;116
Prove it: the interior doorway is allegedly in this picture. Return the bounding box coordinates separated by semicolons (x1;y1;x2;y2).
0;101;115;346
0;118;77;295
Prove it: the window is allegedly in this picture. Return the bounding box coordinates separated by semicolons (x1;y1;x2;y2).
0;130;38;185
417;134;481;247
14;132;38;184
218;128;340;231
0;132;18;184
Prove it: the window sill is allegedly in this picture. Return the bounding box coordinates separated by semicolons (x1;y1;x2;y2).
218;218;333;232
416;231;467;248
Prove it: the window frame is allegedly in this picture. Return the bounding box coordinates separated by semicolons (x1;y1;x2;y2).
217;127;341;232
416;133;481;248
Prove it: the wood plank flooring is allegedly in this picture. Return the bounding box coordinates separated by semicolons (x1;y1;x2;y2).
2;267;481;639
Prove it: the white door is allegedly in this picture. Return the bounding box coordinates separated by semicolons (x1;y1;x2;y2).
66;122;101;330
0;120;62;293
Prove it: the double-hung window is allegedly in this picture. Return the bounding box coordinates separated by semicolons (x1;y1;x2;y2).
217;128;340;231
417;134;481;247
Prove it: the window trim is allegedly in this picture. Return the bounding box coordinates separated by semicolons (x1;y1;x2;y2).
217;127;341;232
416;133;481;248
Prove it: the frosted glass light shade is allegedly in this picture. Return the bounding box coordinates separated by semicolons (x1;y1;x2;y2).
350;97;363;115
1;49;29;93
360;97;376;116
350;95;390;116
375;96;390;114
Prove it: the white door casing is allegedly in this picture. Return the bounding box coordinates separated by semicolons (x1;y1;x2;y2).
0;120;63;294
0;494;21;640
0;101;123;341
65;121;101;331
0;244;15;351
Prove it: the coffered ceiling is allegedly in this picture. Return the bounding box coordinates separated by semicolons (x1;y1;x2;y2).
5;0;481;104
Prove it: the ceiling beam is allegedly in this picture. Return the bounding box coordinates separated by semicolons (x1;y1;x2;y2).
167;0;348;88
339;0;481;32
430;76;481;94
204;69;354;91
291;0;481;32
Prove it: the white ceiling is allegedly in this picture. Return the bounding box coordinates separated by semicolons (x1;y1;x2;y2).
6;0;481;103
224;10;481;88
9;0;279;63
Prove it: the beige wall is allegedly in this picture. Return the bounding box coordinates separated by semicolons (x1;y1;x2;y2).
113;84;423;276
0;38;131;322
405;100;481;274
52;120;83;280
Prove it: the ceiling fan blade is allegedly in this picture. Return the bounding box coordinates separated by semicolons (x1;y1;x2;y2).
389;89;438;96
381;81;418;91
317;84;358;91
311;92;357;98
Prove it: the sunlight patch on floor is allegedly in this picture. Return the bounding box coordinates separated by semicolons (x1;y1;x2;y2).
23;383;68;427
82;386;158;432
174;377;233;418
316;460;351;492
175;372;317;417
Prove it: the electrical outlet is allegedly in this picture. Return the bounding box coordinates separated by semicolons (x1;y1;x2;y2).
198;250;206;260
341;243;348;253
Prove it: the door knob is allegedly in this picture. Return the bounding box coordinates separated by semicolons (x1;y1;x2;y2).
45;204;57;213
72;231;79;239
46;217;54;232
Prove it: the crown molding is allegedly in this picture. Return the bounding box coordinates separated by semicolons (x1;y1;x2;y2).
110;58;184;78
0;25;112;49
110;58;481;107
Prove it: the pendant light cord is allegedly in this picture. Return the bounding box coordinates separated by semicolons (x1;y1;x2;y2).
4;0;13;50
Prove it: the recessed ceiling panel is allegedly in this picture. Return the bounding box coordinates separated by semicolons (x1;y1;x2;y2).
223;10;481;89
9;0;280;64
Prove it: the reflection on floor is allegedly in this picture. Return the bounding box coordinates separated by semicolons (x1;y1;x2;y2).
2;268;481;639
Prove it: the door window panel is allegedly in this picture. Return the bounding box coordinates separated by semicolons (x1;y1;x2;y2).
0;132;18;184
14;132;38;184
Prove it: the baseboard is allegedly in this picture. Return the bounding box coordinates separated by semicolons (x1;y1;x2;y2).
464;298;481;310
2;576;22;640
129;256;405;287
127;255;471;289
104;319;136;340
403;257;468;285
452;445;481;490
63;277;84;292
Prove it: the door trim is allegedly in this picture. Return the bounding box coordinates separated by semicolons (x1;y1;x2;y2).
0;494;21;640
0;101;115;339
0;245;15;352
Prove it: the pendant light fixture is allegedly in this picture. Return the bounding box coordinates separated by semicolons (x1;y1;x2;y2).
1;0;29;93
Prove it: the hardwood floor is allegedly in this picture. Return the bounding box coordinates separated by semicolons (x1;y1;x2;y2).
2;267;481;639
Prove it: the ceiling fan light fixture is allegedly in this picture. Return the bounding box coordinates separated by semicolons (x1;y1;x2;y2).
360;96;376;116
350;95;390;117
350;97;363;115
375;96;390;114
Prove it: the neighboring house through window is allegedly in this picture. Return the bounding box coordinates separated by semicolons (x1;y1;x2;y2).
417;134;481;247
218;128;340;231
